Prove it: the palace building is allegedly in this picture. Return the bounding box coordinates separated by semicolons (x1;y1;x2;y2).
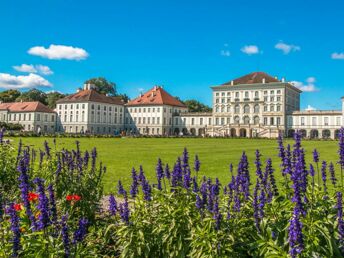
3;71;343;139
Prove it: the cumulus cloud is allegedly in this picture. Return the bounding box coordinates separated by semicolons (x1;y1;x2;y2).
241;45;259;55
291;77;319;92
220;50;230;57
0;73;52;89
275;42;300;54
28;44;89;60
331;52;344;59
305;105;316;111
13;64;53;75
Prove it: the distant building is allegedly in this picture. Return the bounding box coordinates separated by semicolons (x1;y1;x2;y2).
4;71;339;139
55;83;125;134
125;86;187;135
0;101;56;133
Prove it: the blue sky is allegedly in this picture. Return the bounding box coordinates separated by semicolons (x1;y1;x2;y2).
1;0;344;109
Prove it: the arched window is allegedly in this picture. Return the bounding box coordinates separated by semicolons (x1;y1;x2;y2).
243;116;250;125
234;105;240;113
254;116;260;124
270;105;274;112
227;106;230;112
234;116;240;124
244;105;250;113
255;91;259;97
254;104;260;113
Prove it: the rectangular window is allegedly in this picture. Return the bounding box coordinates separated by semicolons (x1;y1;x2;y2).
301;117;305;126
324;117;329;126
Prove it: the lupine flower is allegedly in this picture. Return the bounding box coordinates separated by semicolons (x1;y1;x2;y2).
83;150;90;168
288;206;304;258
291;146;305;216
61;214;70;257
7;203;21;257
108;194;117;216
44;140;51;158
171;158;183;188
17;151;37;229
182;147;189;169
164;164;170;180
266;158;279;197
195;195;203;210
91;147;97;171
258;184;266;218
309;164;315;177
130;168;139;197
253;179;260;231
199;181;208;209
336;192;344;252
47;184;58;226
117;180;126;196
255;150;263;181
119;196;130;224
283;144;292;176
39;150;45;168
339;128;344;190
212;198;222;230
229;163;234;177
194;155;200;173
73;218;88;244
321;161;327;193
0;127;4;144
33;178;51;230
156;159;164;190
183;168;191;189
313;149;319;163
192;176;199;192
141;178;152;201
329;162;337;187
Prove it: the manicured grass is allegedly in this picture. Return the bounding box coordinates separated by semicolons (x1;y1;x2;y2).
8;137;342;194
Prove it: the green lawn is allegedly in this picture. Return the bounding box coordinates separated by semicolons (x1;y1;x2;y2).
8;137;342;194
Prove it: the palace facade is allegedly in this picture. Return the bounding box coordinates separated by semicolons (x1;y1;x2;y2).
2;71;343;139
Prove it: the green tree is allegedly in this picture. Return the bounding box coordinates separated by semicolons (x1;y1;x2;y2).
182;99;212;112
16;88;48;105
46;91;66;109
117;93;130;103
0;89;21;103
85;77;116;96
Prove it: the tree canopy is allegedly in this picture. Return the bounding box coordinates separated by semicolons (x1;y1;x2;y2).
182;99;212;113
85;77;116;96
0;90;21;103
16;89;48;105
46;91;66;109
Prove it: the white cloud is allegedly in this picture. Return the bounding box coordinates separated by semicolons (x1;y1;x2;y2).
28;44;89;60
331;52;344;59
13;64;53;75
13;64;37;73
137;88;144;92
220;50;230;57
275;42;300;54
0;73;52;89
305;105;316;111
291;77;319;92
241;45;259;55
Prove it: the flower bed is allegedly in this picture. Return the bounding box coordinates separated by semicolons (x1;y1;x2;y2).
0;128;344;257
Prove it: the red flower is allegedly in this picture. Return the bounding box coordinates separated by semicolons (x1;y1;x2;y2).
66;194;81;202
13;203;22;211
28;192;39;202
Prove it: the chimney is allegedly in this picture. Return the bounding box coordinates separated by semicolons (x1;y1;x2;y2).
230;80;234;86
262;78;266;84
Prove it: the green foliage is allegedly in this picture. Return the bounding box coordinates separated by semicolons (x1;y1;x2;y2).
46;91;66;109
0;89;21;103
0;122;23;131
16;88;48;105
182;99;212;112
85;77;116;96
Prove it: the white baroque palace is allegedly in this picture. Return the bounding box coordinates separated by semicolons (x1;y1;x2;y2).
1;71;343;139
